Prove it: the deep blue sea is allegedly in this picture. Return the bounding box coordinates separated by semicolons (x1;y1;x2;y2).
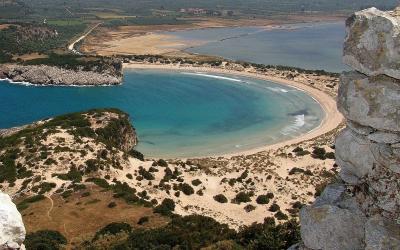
0;70;323;157
166;22;347;72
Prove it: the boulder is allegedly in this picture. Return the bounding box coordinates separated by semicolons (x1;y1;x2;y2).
343;7;400;79
365;215;400;250
300;204;366;250
338;71;400;132
0;192;26;249
336;128;400;182
313;183;346;207
335;128;375;183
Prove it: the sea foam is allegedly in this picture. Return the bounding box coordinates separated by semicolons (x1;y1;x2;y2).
181;72;242;82
280;114;305;135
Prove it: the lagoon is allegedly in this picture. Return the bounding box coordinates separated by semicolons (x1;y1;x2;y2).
0;69;323;158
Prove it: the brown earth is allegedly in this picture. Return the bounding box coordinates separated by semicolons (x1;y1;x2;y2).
19;185;169;248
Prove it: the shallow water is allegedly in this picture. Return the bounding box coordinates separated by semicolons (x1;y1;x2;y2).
165;22;348;72
0;69;324;158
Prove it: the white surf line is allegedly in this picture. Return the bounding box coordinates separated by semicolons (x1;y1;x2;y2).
68;22;102;55
181;72;243;82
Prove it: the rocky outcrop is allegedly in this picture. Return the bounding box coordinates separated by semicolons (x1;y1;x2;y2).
343;7;400;79
0;192;26;249
295;6;400;250
0;64;122;86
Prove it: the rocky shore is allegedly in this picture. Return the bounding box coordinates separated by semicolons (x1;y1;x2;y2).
0;64;122;86
294;7;400;250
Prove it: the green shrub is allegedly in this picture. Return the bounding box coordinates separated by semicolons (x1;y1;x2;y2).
312;147;327;160
214;194;228;203
110;215;235;249
256;195;270;204
108;202;117;208
153;198;175;216
191;179;202;186
56;167;82;182
94;222;132;241
17;195;45;211
233;192;251;204
138;216;149;225
156;159;168;167
85;159;99;173
244;204;256;212
129;149;144;161
325;152;335;159
275;211;289;220
180;183;194;195
289;167;313;176
25;230;67;249
269;203;280;212
139;167;155;180
86;178;109;189
236;218;300;249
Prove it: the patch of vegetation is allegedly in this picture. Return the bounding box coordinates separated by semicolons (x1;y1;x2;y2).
153;198;175;216
93;222;132;241
0;23;86;58
244;204;256;212
288;167;313;176
311;147;332;160
292;146;311;156
214;194;228;203
269;203;280;212
17;194;45;211
137;216;149;225
91;215;300;250
107;215;235;249
191;179;202;186
105;199;116;207
275;211;289;220
256;194;271;205
236;218;300;249
128;149;144;161
179;183;194;195
232;192;251;204
25;230;67;250
138;166;155;180
31;182;56;194
55;167;82;182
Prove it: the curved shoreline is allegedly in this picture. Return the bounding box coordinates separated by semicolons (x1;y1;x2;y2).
123;62;343;158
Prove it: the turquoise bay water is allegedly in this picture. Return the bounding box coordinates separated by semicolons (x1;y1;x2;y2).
0;70;323;158
165;22;348;72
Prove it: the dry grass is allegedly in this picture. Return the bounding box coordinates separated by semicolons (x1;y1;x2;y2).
12;53;49;61
19;185;169;248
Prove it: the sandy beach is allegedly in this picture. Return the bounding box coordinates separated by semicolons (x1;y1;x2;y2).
123;62;343;158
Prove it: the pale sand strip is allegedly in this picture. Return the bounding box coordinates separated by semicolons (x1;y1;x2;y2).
123;63;343;157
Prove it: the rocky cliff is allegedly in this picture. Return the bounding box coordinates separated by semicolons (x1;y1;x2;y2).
294;7;400;250
0;64;122;86
0;192;26;249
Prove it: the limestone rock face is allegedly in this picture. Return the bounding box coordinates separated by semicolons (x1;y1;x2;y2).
335;128;400;182
338;71;400;132
343;7;400;79
0;192;26;249
365;215;400;250
300;204;366;250
296;6;400;250
1;64;122;86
